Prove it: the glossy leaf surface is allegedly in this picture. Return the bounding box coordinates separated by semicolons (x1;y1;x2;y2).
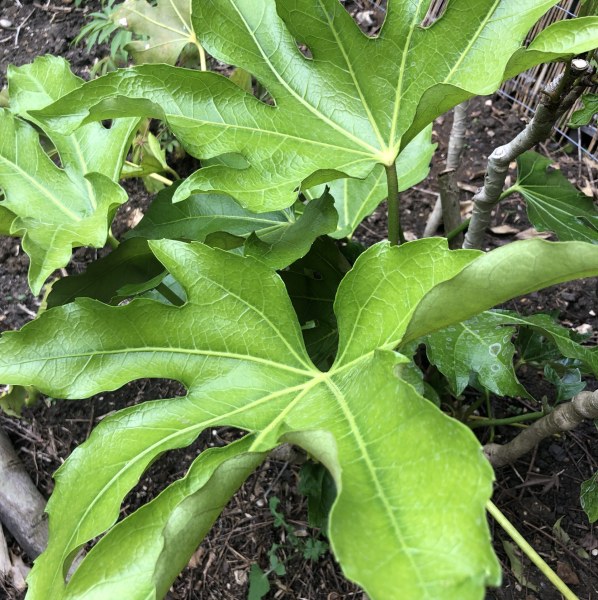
34;0;596;213
425;315;527;398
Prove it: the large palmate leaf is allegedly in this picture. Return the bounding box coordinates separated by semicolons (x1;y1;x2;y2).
3;238;598;599
0;111;128;294
34;1;598;213
509;151;598;243
0;57;138;293
114;0;196;65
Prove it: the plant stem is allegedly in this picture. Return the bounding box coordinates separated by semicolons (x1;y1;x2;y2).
484;390;598;467
469;411;543;429
446;217;470;242
486;500;579;600
107;229;119;249
385;162;405;246
463;59;591;249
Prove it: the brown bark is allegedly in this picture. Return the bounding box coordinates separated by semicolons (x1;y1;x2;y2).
0;427;47;559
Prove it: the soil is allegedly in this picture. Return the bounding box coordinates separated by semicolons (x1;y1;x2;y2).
0;1;597;599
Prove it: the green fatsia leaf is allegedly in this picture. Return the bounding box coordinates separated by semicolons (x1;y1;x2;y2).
45;238;164;308
510;151;598;243
581;472;598;523
245;191;338;269
0;111;128;294
280;237;351;369
425;315;528;398
127;182;293;241
34;0;589;212
569;93;598;128
63;438;266;599
306;127;436;239
485;310;598;375
8;55;138;182
503;17;598;80
115;0;195;65
403;240;598;345
0;204;16;236
129;183;337;269
1;239;499;599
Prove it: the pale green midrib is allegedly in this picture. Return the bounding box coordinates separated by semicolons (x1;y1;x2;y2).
49;379;312;594
129;7;190;39
441;0;502;85
316;0;386;149
250;375;325;449
324;377;429;594
0;155;82;222
150;214;289;227
199;272;313;369
388;0;427;146
9;346;313;377
168;0;191;34
172;114;373;157
224;0;380;156
334;274;390;365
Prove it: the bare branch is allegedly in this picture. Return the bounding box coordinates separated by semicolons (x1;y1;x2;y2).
0;427;47;558
484;390;598;468
463;59;591;250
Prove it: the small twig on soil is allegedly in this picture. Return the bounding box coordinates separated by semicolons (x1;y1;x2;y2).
14;9;35;46
463;58;592;250
0;427;48;559
484;390;598;468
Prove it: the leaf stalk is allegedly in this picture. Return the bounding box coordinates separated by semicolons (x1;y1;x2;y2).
486;500;579;600
385;162;405;246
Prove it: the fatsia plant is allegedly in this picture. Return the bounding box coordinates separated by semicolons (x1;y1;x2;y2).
2;238;598;599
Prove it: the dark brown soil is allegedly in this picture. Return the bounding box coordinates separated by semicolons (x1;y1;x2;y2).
0;2;597;599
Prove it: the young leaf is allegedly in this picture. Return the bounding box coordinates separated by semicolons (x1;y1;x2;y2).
114;0;197;65
510;151;598;243
0;111;127;294
569;93;598;128
244;191;338;269
127;183;293;242
425;315;528;398
33;0;592;213
129;184;337;269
